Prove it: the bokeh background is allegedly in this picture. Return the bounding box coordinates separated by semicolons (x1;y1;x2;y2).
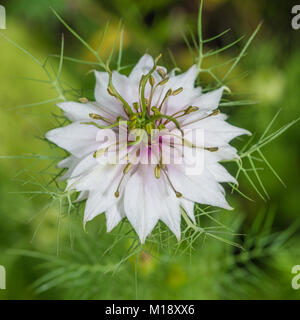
0;0;300;299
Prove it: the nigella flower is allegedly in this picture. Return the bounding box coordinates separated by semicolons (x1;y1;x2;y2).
46;54;249;243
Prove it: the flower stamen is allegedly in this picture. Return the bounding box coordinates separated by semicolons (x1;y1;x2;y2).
89;113;114;124
162;168;182;198
158;88;172;112
114;162;133;198
181;109;220;128
172;87;183;96
154;164;161;179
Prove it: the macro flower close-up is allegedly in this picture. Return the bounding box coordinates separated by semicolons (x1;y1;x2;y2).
46;53;249;243
1;0;300;302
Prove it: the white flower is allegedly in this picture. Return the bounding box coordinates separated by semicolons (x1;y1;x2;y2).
46;54;250;243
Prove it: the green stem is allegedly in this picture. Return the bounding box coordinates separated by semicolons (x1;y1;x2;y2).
81;120;128;130
107;69;133;116
181;207;204;233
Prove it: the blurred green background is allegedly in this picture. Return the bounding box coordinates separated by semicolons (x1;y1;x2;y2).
0;0;300;299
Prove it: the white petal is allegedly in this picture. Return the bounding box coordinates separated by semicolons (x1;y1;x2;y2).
66;153;98;188
57;157;77;181
74;191;88;202
180;198;196;223
124;165;182;242
179;87;224;126
182;147;238;184
169;65;198;89
94;71;127;117
215;145;239;161
57;156;75;169
124;166;160;243
46;122;101;157
155;177;182;241
57;156;78;181
106;201;125;232
192;87;224;111
167;165;232;210
84;190;118;222
83;165;126;222
161;203;182;241
129;54;154;83
208;163;237;184
154;65;200;114
72;164;124;192
168;68;176;78
185;114;251;146
83;190;105;222
57;101;108;123
111;71;139;106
